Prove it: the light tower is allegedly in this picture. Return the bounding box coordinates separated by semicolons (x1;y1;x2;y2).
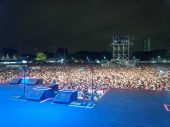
111;34;130;61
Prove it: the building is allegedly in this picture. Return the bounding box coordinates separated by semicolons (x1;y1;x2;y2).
143;37;151;52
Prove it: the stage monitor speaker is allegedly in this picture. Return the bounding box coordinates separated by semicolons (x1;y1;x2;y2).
21;78;43;85
48;84;58;92
10;78;22;84
26;87;53;101
54;90;78;104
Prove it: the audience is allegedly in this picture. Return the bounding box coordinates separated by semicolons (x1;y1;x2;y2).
0;64;170;101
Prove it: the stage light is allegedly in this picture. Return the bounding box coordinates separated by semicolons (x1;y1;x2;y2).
22;60;27;64
60;58;64;63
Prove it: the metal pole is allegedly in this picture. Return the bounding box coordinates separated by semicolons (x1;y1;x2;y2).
91;66;94;102
23;67;25;96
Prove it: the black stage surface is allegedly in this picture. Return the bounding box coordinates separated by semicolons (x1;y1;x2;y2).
0;84;170;127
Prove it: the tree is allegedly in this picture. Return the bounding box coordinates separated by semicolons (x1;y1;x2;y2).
56;48;69;59
35;52;47;61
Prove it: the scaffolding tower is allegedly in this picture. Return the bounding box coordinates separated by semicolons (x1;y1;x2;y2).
111;34;130;61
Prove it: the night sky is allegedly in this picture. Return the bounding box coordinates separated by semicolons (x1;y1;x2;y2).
0;0;170;53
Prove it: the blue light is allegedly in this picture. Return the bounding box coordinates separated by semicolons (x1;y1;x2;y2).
21;78;29;84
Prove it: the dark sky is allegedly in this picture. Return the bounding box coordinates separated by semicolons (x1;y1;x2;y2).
0;0;170;53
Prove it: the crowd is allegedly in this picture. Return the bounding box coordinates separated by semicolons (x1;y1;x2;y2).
0;64;170;101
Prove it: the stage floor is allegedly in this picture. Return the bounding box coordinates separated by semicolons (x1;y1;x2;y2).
0;84;170;127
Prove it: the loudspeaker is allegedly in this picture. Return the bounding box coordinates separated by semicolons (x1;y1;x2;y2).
10;78;22;84
26;87;53;101
21;78;43;85
54;90;78;104
49;84;58;91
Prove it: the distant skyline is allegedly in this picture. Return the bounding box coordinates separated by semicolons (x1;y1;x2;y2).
0;0;170;53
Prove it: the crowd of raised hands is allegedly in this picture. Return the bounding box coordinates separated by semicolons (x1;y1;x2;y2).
0;64;170;100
